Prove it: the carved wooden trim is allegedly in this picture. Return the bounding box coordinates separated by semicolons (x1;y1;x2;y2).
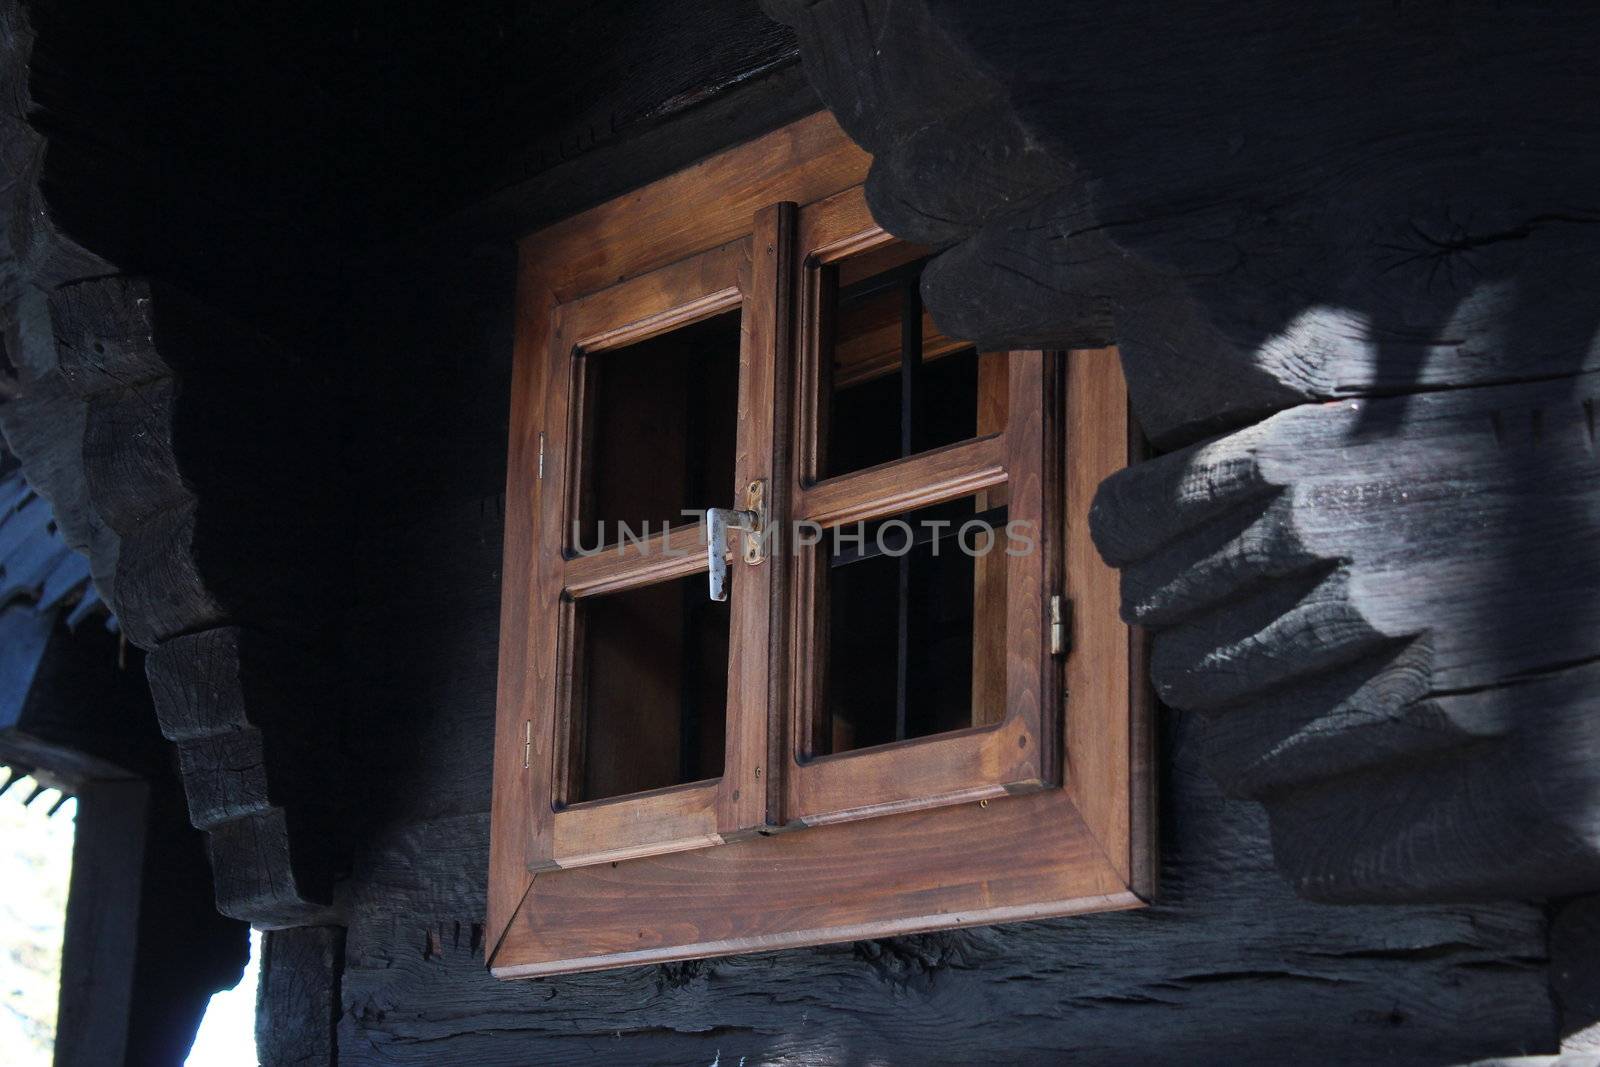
0;0;338;924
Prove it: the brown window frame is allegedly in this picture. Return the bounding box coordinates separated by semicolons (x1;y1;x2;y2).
488;112;1153;978
783;188;1060;828
529;222;786;871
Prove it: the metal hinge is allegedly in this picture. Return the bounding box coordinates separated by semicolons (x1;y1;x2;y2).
536;432;546;480
522;720;532;769
1050;594;1071;657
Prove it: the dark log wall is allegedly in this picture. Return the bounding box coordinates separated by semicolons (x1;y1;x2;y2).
1;0;1596;1063
764;0;1600;910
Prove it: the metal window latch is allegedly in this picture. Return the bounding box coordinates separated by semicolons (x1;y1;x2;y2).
707;479;766;602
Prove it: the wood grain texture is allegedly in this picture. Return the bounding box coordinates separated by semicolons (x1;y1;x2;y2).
726;202;796;834
333;705;1558;1065
497;786;1134;977
1092;373;1600;900
766;0;1600;906
490;113;869;953
783;348;1061;829
1063;348;1145;892
332;109;1568;1059
256;927;344;1067
795;435;1006;528
522;235;771;873
497;126;1146;974
3;0;1589;1056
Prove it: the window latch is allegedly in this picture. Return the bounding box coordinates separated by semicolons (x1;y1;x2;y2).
706;479;766;602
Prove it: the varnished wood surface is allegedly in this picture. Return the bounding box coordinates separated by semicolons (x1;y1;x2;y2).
490;113;869;953
778;186;1070;830
723;202;797;835
794;435;1007;529
784;349;1061;828
1063;349;1146;890
494;782;1139;978
495;113;1146;976
532;235;770;872
548;781;723;870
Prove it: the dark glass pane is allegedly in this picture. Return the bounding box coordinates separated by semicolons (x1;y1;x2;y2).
821;248;1005;478
818;494;1009;755
573;572;729;801
573;310;740;551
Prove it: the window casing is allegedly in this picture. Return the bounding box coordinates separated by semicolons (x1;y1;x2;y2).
488;113;1152;978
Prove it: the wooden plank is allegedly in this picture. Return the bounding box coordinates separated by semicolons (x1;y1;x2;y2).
55;778;148;1067
795;435;1007;528
555;239;748;355
256;927;343;1067
549;781;722;870
493;783;1136;978
1063;348;1142;887
1002;350;1061;788
486;256;547;951
530;112;868;306
971;351;1010;725
562;524;710;600
720;202;795;835
785;716;1044;828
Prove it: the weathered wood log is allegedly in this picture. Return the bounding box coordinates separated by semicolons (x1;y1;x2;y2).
0;0;343;925
258;927;345;1067
770;0;1600;440
767;0;1600;904
332;708;1557;1065
1088;373;1600;900
147;626;347;923
1554;895;1600;1055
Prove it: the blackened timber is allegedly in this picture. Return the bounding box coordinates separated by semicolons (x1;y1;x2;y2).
765;0;1600;907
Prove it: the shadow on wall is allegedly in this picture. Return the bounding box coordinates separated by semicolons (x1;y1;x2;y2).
763;0;1600;901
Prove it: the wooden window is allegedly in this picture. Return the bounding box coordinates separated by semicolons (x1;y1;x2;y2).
527;220;788;870
489;113;1153;977
785;190;1058;827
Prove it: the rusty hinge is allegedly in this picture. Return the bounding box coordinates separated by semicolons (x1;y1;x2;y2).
1050;594;1071;657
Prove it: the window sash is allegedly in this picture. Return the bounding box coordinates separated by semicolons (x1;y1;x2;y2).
527;208;792;872
780;189;1062;827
